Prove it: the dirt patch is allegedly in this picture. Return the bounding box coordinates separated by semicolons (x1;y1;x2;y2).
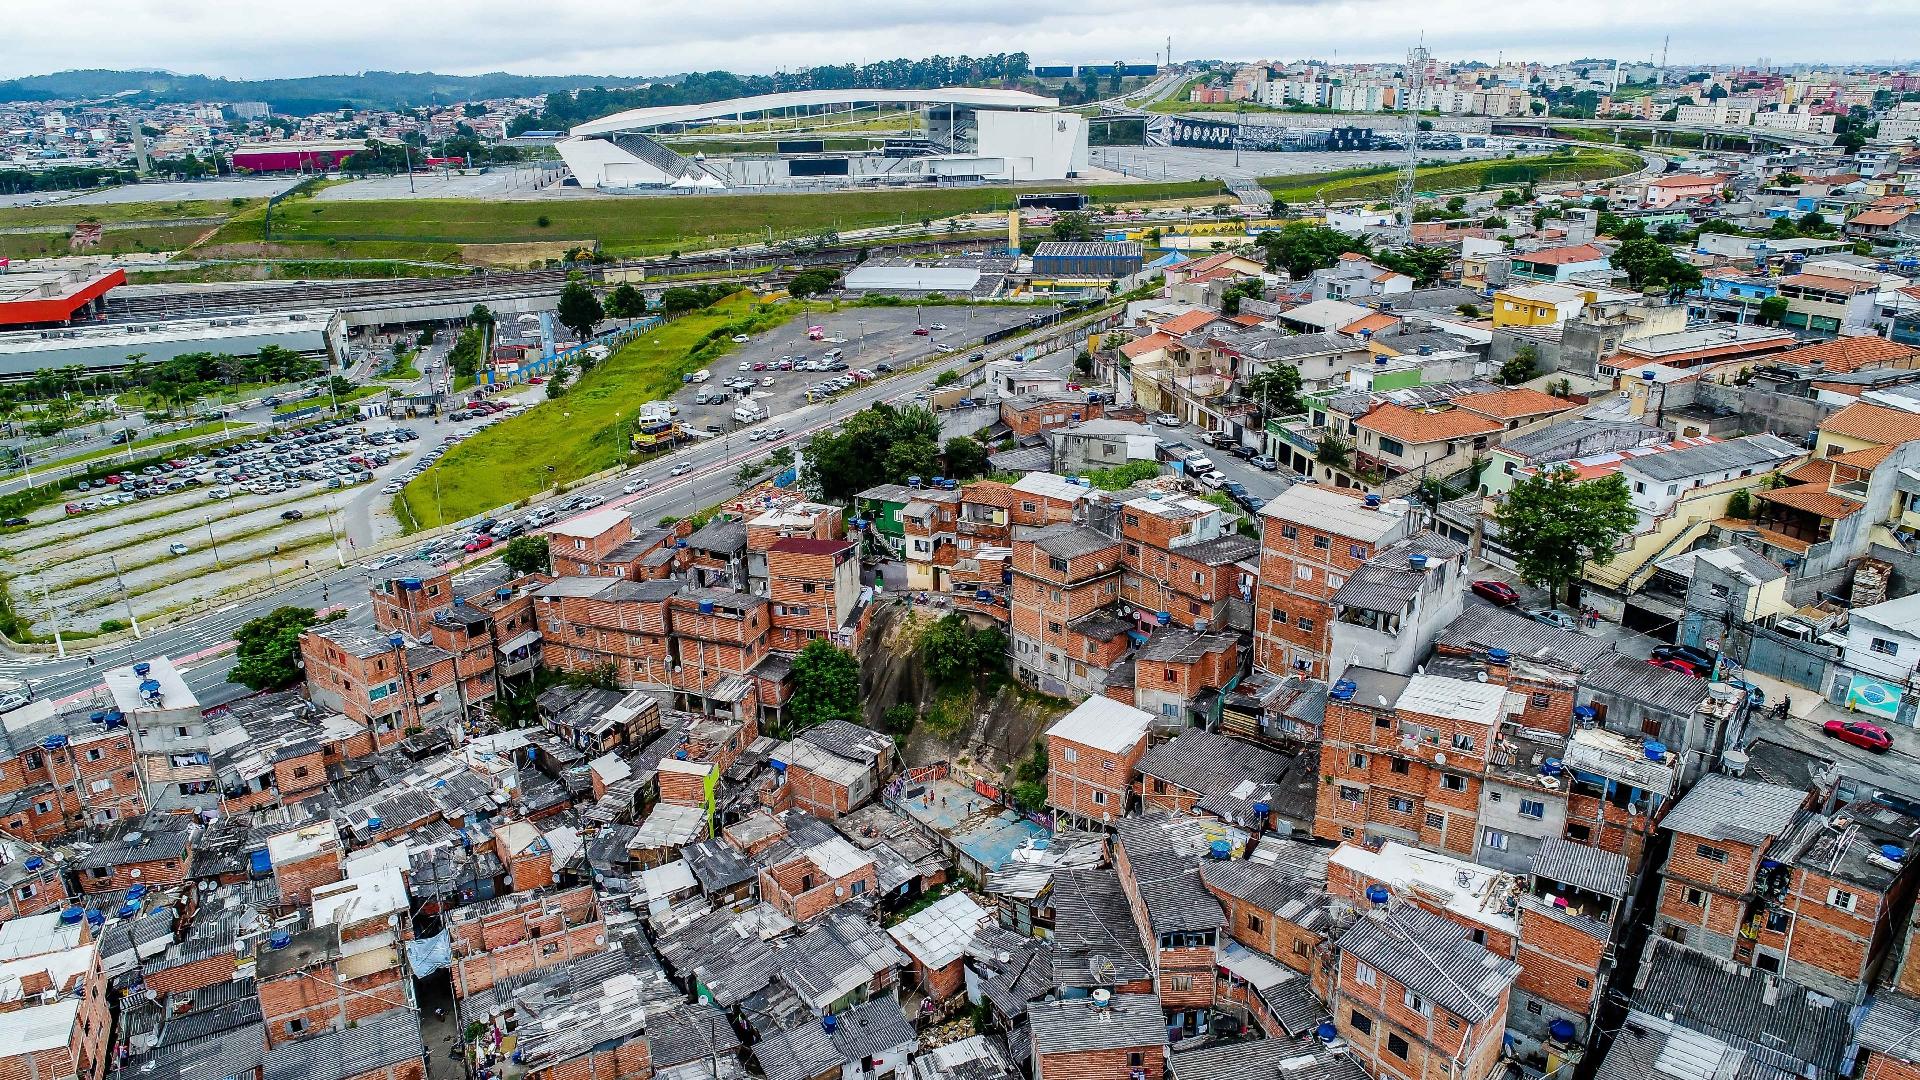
460;241;580;268
186;241;309;260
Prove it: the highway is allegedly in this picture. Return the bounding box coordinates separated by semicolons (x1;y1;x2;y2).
0;300;1125;708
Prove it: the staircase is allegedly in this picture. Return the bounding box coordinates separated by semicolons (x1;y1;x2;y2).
611;133;726;186
1228;178;1274;208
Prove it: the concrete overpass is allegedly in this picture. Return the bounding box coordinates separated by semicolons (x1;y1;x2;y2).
1491;116;1835;149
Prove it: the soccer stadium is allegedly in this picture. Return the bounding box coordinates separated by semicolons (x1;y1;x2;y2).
555;88;1088;191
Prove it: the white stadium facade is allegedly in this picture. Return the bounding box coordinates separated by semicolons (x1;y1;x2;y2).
555;88;1089;191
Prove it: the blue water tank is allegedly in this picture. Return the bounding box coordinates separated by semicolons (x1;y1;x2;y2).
24;856;43;872
85;910;103;927
387;634;404;650
1573;705;1596;720
250;849;272;875
1330;679;1357;702
1364;494;1382;507
268;930;291;950
59;907;83;925
368;816;383;830
1209;839;1231;859
41;735;66;751
907;476;923;489
1408;553;1429;571
1643;740;1667;762
1487;648;1510;665
1548;1019;1578;1042
1253;801;1270;818
139;679;161;695
104;710;124;728
699;599;716;615
1317;1022;1338;1042
1881;845;1907;861
1366;884;1391;905
127;884;148;901
400;578;423;591
88;711;105;724
132;663;151;677
1540;758;1564;777
116;903;139;919
821;1013;838;1033
1156;611;1171;626
975;589;994;602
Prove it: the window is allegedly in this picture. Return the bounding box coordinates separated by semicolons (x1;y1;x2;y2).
85;747;103;762
1519;799;1546;819
1297;617;1314;632
1061;747;1077;764
1350;1010;1374;1035
1576;977;1591;990
1567;823;1592;842
1469;927;1486;945
1340;786;1364;804
1092;791;1108;805
1452;732;1475;751
1529;692;1551;709
1378;438;1406;457
1526;1001;1543;1015
1425;812;1445;829
1293;940;1310;958
1102;760;1115;772
1684;887;1705;906
1829;888;1857;912
1350;544;1366;559
1271;608;1288;625
1350;753;1367;768
1049;556;1069;573
1871;638;1900;657
1387;1034;1410;1059
1248;913;1264;932
851;880;866;896
1387;796;1415;813
1168;975;1193;992
16;884;33;900
1483;829;1509;851
1313;535;1331;550
1696;844;1728;863
1129;1053;1144;1069
1341;827;1355;839
1404;991;1429;1016
1354;963;1377;986
1442;774;1466;792
801;582;816;594
1297;566;1313;581
1282;525;1299;540
285;1019;307;1035
1390;759;1410;775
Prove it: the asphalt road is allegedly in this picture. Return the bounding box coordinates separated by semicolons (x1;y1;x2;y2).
0;302;1117;706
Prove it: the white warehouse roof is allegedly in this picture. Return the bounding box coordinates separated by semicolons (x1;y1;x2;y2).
571;88;1060;137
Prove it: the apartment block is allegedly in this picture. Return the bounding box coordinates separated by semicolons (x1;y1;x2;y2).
1044;696;1152;829
1650;774;1809;962
300;625;462;748
1115;493;1258;634
1010;524;1125;695
1254;486;1415;680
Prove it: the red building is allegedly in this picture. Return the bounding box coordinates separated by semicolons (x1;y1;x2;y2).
0;269;125;329
231;141;369;172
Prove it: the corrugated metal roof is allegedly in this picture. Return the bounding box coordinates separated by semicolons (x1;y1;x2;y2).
1580;652;1715;716
1199;859;1330;932
1658;774;1807;845
1629;940;1851;1080
262;1009;423;1080
1858;990;1920;1059
1528;838;1630;897
1029;994;1167;1055
1171;1037;1370;1080
1333;905;1518;1023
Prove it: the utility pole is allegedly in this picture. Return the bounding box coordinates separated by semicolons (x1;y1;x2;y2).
106;555;140;639
1395;44;1427;249
37;576;64;659
204;519;224;569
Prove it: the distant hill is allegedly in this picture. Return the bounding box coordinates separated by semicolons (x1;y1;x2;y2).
0;69;653;114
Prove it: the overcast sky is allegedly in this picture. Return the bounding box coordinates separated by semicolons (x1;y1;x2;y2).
8;0;1919;81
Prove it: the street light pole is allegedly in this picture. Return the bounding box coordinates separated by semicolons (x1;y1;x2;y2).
324;501;345;568
204;518;224;569
37;576;63;659
106;554;140;639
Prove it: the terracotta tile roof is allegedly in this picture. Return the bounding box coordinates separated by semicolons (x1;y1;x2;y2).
1455;388;1575;421
1780;459;1836;485
1186;266;1243;284
1158;309;1224;336
1778;335;1917;374
1513;243;1608;266
1778;272;1876;294
1229;313;1267;326
1120;331;1177;359
1848;208;1913;228
961;480;1016;508
1832;442;1897;469
1869;195;1919;210
1648;173;1729;188
1177;251;1248;275
1337;252;1373;263
1356;403;1503;444
1339;312;1401;336
1754;485;1861;520
1821;401;1920;446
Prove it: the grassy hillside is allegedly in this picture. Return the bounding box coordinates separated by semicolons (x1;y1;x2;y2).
397;294;792;529
1260;148;1641;204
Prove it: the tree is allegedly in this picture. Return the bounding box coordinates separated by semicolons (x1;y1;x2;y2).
1725;489;1752;519
603;283;645;323
1220;280;1263;314
231;606;317;690
1374;246;1451;286
1245;363;1303;415
920;613;1008;687
803;402;943;500
1255;222;1368;278
787;269;839;298
788;640;860;730
501;534;550;575
1494;468;1638;605
1315;432;1351;470
1612;236;1702;294
1757;295;1789;326
1500;345;1539;385
555;279;603;341
470;304;495;329
1049;212;1101;242
944;436;991;480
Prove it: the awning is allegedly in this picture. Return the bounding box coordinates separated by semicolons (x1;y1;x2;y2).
498;629;542;654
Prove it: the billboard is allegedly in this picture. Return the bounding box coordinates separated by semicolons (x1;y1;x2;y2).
1033;66;1074;78
789;158;850;177
1170;118;1238;149
776;139;825;154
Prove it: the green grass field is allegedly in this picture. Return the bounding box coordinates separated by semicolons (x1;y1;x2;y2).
1261;149;1641;204
0;198;260;229
0;224;213;261
397;294;793;528
57;419;250;467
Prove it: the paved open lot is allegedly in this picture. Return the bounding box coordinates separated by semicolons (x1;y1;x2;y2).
0;177;306;208
1087;145;1512;185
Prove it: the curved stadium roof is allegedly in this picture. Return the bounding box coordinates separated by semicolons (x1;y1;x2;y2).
569;87;1061;137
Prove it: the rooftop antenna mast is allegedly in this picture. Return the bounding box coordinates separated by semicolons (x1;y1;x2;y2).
1395;43;1428;247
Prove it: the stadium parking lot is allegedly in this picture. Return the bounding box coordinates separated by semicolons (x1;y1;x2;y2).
3;417;450;633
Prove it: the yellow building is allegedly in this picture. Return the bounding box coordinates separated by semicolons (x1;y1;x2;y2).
1490;282;1603;328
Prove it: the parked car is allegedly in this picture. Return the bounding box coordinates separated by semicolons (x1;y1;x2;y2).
463;534;495;553
1650;643;1717;670
168;542;190;556
1250;455;1279;471
1528;608;1578;631
281;509;304;520
1726;678;1766;707
1649;656;1706;678
1825;719;1894;752
1154;413;1182;426
1470;580;1521;606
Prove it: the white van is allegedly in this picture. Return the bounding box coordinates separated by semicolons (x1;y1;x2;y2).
733;398;769;424
689;369;711;384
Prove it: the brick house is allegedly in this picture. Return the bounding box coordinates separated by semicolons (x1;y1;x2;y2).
266;819;344;907
1001;393;1107;440
447;885;606;998
0;936;110;1080
1648;774;1809;962
1116;493;1258;636
0;702;144;840
753;810;879;923
1511;839;1632;1070
887;890;992;1003
255;919;410;1048
764;536;864;652
1028;993;1167;1080
1315;669;1506;854
1199;844;1332;982
547;509;650;577
370;560;455;639
71;816;192;896
1136;728;1291;832
300;625;462;748
1859;993;1920;1080
1330;904;1518;1080
0;840;71;921
1011;525;1127;696
494;819;555;894
1254;486;1415;680
1044;697;1153;830
1111;816;1226;1034
768;719;898;819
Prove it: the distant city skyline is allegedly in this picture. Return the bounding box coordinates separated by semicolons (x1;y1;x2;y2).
7;0;1920;85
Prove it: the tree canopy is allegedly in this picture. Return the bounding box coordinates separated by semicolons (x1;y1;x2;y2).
1494;468;1638;604
1612;237;1702;294
919;613;1008;687
501;535;550;576
1254;223;1368;279
231;606;318;690
556;279;604;341
803;403;943;501
788;640;861;730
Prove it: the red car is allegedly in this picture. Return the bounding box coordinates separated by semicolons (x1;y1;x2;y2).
528;376;545;384
1825;719;1894;752
752;362;768;371
1471;579;1521;606
463;534;494;553
1649;656;1706;678
912;327;930;336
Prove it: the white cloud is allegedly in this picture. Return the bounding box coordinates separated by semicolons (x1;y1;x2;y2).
7;0;1919;81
